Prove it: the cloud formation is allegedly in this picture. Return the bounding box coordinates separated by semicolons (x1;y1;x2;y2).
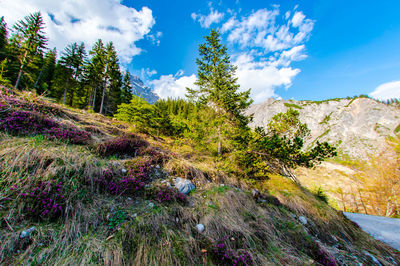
150;71;197;99
0;0;156;63
369;81;400;100
191;8;224;28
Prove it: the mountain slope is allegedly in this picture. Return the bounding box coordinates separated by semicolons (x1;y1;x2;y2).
0;88;399;265
247;97;400;217
130;75;159;104
247;97;400;160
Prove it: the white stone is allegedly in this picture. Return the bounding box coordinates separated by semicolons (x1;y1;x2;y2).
299;216;308;225
174;177;195;194
20;227;35;239
196;224;205;233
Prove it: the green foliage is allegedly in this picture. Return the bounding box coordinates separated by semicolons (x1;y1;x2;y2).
314;187;329;203
10;12;47;89
108;209;127;229
284;102;303;109
187;29;253;154
267;108;310;139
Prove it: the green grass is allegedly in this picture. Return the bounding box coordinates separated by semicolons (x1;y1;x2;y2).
284;102;303;109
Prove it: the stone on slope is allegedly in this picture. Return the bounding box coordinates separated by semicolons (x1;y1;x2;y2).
174;177;195;194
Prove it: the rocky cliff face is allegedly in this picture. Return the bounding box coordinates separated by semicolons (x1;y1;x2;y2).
130;75;159;104
247;97;400;160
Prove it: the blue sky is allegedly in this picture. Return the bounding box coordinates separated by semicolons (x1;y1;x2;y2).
1;0;400;102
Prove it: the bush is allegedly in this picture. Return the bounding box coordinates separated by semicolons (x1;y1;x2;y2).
8;179;66;221
96;135;148;157
0;110;91;144
210;239;253;265
151;185;187;204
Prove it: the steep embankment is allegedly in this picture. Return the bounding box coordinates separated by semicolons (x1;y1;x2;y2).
247;97;400;216
0;88;399;265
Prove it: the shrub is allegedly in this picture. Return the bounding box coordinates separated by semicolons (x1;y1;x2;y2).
0;110;91;144
96;135;148;157
45;127;91;144
8;179;66;221
151;185;187;204
210;238;253;265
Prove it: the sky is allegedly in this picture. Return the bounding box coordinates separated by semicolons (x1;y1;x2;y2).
1;0;400;103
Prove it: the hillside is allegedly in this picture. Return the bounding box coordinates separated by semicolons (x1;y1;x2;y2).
0;87;399;265
247;97;400;217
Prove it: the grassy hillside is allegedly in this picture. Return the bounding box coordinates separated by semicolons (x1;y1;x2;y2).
0;87;399;265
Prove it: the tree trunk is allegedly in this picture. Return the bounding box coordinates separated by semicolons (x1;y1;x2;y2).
100;77;107;114
14;50;28;89
62;79;69;105
92;87;97;112
217;124;222;155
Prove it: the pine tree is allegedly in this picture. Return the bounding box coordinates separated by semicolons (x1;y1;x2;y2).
121;71;133;104
87;39;106;111
103;41;122;114
0;17;8;62
187;29;253;154
10;12;47;89
59;42;86;105
34;48;56;94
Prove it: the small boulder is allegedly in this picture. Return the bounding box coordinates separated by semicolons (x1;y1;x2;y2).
299;216;308;225
20;227;35;239
121;168;127;174
196;224;205;233
251;189;260;198
174;177;195;194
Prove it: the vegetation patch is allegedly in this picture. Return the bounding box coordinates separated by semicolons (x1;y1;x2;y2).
284;102;303;109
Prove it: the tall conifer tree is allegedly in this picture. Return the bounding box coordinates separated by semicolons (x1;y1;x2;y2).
187;29;253;154
10;12;47;89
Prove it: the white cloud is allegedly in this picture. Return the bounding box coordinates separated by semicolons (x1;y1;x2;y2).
223;7;314;53
233;53;300;102
291;11;305;27
191;8;224;28
369;81;400;100
0;0;156;63
150;70;197;99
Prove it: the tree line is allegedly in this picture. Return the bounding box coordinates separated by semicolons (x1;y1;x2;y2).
0;12;133;115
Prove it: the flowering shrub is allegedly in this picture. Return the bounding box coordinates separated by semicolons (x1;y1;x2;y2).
310;240;336;266
96;135;148;157
9;179;66;221
211;239;253;265
45;127;91;144
0;110;58;134
152;185;187;203
0;92;62;116
137;146;168;164
0;110;91;144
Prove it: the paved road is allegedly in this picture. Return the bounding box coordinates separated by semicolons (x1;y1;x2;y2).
344;212;400;251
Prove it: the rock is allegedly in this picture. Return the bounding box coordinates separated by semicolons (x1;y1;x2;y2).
121;168;127;174
132;213;137;217
363;251;382;265
220;184;225;187
174;177;195;194
251;189;260;198
148;202;155;208
289;213;297;219
20;227;35;239
196;224;205;233
299;216;308;225
161;180;172;187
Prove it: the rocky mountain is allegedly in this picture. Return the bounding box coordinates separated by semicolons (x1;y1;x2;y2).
130;75;159;104
247;97;400;160
247;97;400;217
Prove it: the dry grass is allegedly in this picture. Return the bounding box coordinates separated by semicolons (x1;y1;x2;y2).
1;88;399;265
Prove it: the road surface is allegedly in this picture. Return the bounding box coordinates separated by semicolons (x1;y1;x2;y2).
344;212;400;251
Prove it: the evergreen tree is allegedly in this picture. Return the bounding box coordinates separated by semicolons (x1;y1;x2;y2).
187;29;253;154
59;42;86;105
86;39;106;111
0;17;8;62
103;41;122;114
121;71;133;104
10;12;47;89
34;48;56;94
